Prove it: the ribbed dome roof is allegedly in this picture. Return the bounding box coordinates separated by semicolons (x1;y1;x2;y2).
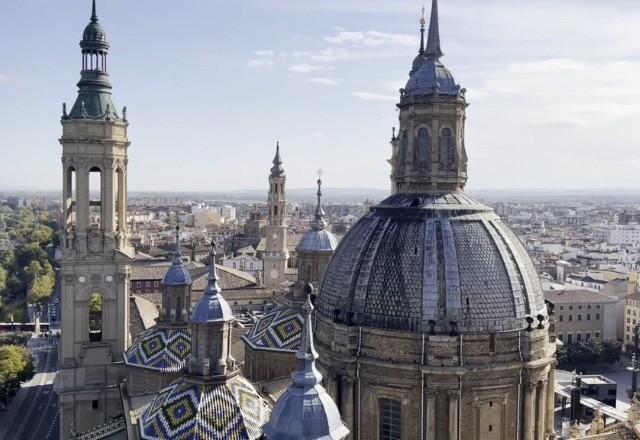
82;21;107;43
404;59;459;97
317;193;547;334
297;229;338;253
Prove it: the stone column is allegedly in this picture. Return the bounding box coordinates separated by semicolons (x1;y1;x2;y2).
102;163;115;238
76;164;89;242
536;380;548;440
426;389;436;440
448;389;459;440
546;367;557;438
523;381;536;440
341;376;355;435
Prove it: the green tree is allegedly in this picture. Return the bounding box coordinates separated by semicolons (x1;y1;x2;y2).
26;261;55;303
27;225;53;246
0;344;34;406
15;243;48;269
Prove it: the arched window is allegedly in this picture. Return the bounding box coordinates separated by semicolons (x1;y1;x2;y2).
441;128;453;162
379;398;402;440
88;292;103;342
89;167;102;229
401;132;409;163
417;128;430;162
274;205;278;216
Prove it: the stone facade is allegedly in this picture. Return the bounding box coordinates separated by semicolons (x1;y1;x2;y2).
316;317;556;440
57;118;133;436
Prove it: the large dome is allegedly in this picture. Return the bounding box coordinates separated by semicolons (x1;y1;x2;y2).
317;192;547;334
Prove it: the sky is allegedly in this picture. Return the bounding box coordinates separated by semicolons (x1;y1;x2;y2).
0;0;639;192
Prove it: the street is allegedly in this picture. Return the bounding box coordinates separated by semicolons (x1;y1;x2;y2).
0;336;59;440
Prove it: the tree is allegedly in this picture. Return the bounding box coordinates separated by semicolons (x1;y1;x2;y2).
15;243;48;269
0;344;34;406
27;225;53;246
26;261;55;303
601;340;622;364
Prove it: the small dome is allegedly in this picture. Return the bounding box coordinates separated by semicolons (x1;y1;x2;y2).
139;374;271;440
317;192;547;334
297;229;338;253
82;21;107;43
191;289;233;323
124;327;190;372
192;258;233;323
404;59;459;98
163;253;192;286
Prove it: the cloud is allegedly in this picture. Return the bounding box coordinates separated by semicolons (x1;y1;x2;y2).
349;91;397;101
325;30;416;47
254;50;276;57
246;59;274;67
307;77;340;85
289;64;333;73
0;74;10;84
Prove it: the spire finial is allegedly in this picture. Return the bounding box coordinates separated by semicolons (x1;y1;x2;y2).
291;282;322;388
91;0;98;22
270;140;285;175
204;240;222;297
312;171;327;231
426;0;444;59
419;5;426;54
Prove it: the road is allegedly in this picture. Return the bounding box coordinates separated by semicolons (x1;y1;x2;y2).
1;336;59;440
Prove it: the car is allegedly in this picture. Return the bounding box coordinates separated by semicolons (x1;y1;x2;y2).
54;298;60;304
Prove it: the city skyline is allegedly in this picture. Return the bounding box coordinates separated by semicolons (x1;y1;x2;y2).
1;0;639;192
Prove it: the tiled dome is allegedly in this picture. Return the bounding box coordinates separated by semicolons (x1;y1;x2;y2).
139;374;271;440
317;192;547;334
124;327;191;372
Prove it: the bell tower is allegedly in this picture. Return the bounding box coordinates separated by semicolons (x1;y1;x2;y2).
390;0;469;194
56;1;133;436
264;142;289;290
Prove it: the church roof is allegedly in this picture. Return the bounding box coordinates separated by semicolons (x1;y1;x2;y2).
139;374;271;440
125;326;191;373
242;305;304;353
163;228;193;286
317;192;547;334
76;416;126;440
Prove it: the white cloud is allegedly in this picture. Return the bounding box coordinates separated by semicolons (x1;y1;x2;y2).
254;50;276;57
325;30;416;47
289;64;333;73
307;77;340;85
349;91;397;101
246;59;274;68
0;74;9;84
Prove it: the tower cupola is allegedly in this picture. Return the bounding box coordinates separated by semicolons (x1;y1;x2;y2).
391;0;469;194
66;0;120;120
